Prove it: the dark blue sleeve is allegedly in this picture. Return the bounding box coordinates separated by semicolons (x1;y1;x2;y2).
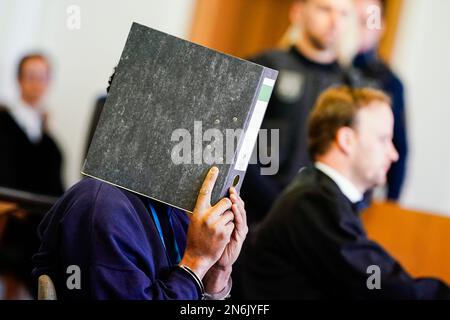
386;75;408;200
89;188;201;300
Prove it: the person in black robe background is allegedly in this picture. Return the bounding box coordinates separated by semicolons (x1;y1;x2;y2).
241;86;450;299
0;53;63;295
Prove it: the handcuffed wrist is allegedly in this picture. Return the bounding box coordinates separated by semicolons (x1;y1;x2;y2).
203;276;232;300
177;264;205;298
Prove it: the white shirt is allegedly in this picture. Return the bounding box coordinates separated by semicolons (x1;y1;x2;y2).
315;162;363;203
7;98;44;144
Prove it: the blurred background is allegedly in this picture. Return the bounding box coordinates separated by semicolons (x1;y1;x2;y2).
0;0;449;299
1;0;449;215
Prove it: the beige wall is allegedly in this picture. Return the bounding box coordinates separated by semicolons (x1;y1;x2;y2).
393;0;450;216
0;0;196;188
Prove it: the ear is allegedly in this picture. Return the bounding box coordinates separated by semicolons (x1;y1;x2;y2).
335;126;356;156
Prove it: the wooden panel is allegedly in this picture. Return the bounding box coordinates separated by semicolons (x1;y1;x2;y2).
189;0;294;58
379;0;404;63
362;202;450;285
190;0;403;61
0;201;16;216
0;201;17;239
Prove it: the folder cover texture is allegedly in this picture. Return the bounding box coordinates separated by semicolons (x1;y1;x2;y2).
83;22;278;212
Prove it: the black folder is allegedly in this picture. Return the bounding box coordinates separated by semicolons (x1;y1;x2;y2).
82;22;278;212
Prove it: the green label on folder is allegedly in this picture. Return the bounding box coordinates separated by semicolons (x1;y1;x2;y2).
258;84;274;102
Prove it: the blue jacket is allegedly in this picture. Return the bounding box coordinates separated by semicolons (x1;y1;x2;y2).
32;177;201;300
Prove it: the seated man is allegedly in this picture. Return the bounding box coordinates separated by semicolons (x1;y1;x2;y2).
32;167;248;300
243;86;450;299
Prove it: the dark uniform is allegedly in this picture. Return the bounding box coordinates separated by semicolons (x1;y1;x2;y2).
240;46;368;225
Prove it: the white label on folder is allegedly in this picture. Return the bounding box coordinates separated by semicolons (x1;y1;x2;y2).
234;77;274;171
263;78;276;87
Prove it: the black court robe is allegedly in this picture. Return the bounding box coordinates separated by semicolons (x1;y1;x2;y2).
0;107;63;196
241;167;450;299
0;106;64;291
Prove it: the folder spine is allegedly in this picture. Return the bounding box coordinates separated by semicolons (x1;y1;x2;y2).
218;67;278;199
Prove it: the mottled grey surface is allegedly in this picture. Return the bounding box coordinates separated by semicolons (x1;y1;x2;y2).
83;22;277;212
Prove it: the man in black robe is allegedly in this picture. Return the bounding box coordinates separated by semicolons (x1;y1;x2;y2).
0;54;63;295
242;86;450;299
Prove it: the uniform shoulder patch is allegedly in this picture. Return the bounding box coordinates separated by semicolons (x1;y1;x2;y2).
275;70;304;103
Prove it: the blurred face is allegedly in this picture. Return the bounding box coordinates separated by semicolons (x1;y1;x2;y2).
298;0;353;50
350;101;399;190
355;0;384;53
19;57;50;106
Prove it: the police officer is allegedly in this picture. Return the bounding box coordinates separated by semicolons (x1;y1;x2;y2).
240;0;364;225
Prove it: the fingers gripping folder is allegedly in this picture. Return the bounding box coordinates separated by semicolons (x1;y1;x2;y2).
82;22;278;212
